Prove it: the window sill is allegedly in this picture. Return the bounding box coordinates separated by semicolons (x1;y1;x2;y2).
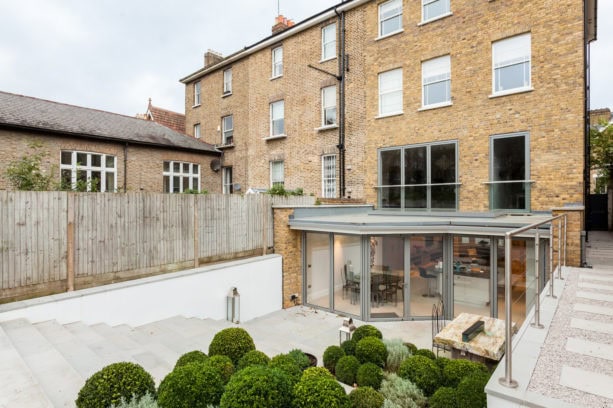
418;12;453;26
375;111;404;119
192;104;201;108
315;124;338;132
489;87;534;99
418;102;453;112
216;143;235;150
320;56;337;63
263;134;287;141
375;29;404;42
222;92;232;98
270;75;283;81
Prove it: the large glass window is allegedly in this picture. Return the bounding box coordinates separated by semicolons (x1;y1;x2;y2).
272;46;283;78
322;86;337;126
379;142;458;210
453;236;491;317
492;33;531;94
163;161;200;193
334;235;362;316
379;69;403;116
306;233;331;309
322;23;336;61
222;115;234;145
409;236;443;317
270;161;284;187
60;151;116;192
369;236;405;319
322;155;337;198
270;100;285;136
379;0;403;37
490;133;529;211
422;0;450;22
422;55;451;108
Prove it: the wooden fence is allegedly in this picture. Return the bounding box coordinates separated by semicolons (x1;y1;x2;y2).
0;191;314;301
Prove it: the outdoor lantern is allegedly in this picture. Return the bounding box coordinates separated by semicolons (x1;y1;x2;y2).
226;287;240;323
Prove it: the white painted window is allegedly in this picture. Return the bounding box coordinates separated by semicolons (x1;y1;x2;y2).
270;161;285;187
272;46;283;78
322;23;336;61
193;123;201;139
378;68;403;116
222;115;234;145
492;33;531;94
223;69;232;94
163;161;200;193
422;0;450;22
322;155;337;198
322;86;337;126
222;167;233;194
194;81;201;106
379;0;403;37
60;151;116;192
270;100;285;136
422;55;451;107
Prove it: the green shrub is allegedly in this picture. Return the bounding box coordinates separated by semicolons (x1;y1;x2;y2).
355;337;388;368
413;349;436;360
288;349;311;371
237;350;270;371
403;342;418;355
323;345;346;373
76;362;156;408
357;363;384;390
341;339;356;356
383;338;410;373
335;355;361;386
455;372;489;408
398;355;442;396
435;357;451;371
352;325;382;343
348;386;384;408
429;386;458;408
208;327;255;366
269;353;302;385
174;350;208;370
158;362;224;408
443;359;489;387
111;392;158;408
379;373;427;408
204;355;235;384
293;372;350;408
220;365;292;408
300;366;335;382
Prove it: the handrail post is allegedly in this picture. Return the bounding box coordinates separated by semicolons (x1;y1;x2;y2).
557;218;563;280
563;215;567;267
499;233;518;388
531;230;544;329
547;221;557;298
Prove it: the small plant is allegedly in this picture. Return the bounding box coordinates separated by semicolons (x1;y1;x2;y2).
443;359;489;388
157;362;224;408
267;185;303;196
237;350;270;371
76;362;156;408
293;369;350;408
352;325;382;343
428;386;458;408
268;353;302;385
323;345;346;373
208;327;255;366
356;362;384;390
412;348;436;360
219;365;292;408
111;392;158;408
435;356;451;371
5;142;53;191
340;339;356;356
300;366;335;382
174;350;208;370
288;349;311;371
355;337;388;368
379;373;427;408
335;355;360;386
455;372;490;408
398;355;443;396
182;188;208;194
403;342;418;355
204;355;235;384
383;338;410;373
348;386;384;408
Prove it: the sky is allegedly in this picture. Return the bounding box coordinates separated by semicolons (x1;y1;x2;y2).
0;0;611;116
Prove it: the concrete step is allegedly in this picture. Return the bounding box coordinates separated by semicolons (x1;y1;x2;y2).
1;319;83;408
64;322;136;365
133;319;206;355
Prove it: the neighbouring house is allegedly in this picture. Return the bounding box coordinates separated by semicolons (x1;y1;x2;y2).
137;98;186;134
0;91;221;193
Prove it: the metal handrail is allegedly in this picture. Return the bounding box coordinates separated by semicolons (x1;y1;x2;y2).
499;213;567;388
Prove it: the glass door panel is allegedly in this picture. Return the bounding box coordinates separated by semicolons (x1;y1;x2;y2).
369;236;404;319
409;236;443;317
453;236;491;317
305;233;330;309
333;235;362;316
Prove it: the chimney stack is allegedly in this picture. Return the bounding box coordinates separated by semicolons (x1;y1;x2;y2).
272;15;295;34
204;49;224;68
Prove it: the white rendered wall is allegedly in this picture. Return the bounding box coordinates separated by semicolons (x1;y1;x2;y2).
0;255;282;326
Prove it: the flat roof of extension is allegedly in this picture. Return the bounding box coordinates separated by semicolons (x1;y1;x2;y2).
287;206;554;237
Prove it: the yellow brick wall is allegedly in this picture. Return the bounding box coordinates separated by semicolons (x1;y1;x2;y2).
272;207;303;308
552;208;584;267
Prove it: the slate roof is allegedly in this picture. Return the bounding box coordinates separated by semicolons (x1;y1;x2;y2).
0;91;218;154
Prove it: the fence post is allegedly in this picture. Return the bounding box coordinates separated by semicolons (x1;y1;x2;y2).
193;194;199;268
66;193;75;292
499;233;518;388
531;229;544;329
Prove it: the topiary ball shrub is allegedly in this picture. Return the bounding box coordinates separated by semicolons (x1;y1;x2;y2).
269;353;302;385
403;342;418;355
352;325;383;343
435;357;451;371
76;362;156;408
323;345;346;374
379;373;427;408
442;359;489;387
348;386;384;408
174;350;208;370
355;337;388;368
383;338;410;373
455;372;489;408
204;354;235;384
208;327;255;366
300;366;335;382
288;349;311;371
335;355;361;386
157;362;224;408
429;386;458;408
340;339;356;356
293;370;350;408
412;348;436;360
220;365;292;408
356;362;384;390
398;355;443;396
237;350;270;371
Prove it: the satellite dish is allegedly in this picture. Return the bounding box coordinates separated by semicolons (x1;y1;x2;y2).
233;183;242;192
210;159;221;172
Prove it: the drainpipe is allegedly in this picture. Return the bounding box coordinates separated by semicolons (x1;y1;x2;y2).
123;142;128;193
335;7;347;198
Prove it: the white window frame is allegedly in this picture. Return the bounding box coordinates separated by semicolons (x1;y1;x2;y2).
322;155;337;198
378;68;403;117
378;0;403;38
194;81;201;106
163;161;200;193
421;0;451;23
422;55;451;108
223;68;232;95
492;33;532;96
322;23;337;61
222;115;234;145
321;86;337;126
60;150;116;192
270;161;285;187
270;100;285;137
193;123;201;139
222;167;233;194
272;46;283;78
